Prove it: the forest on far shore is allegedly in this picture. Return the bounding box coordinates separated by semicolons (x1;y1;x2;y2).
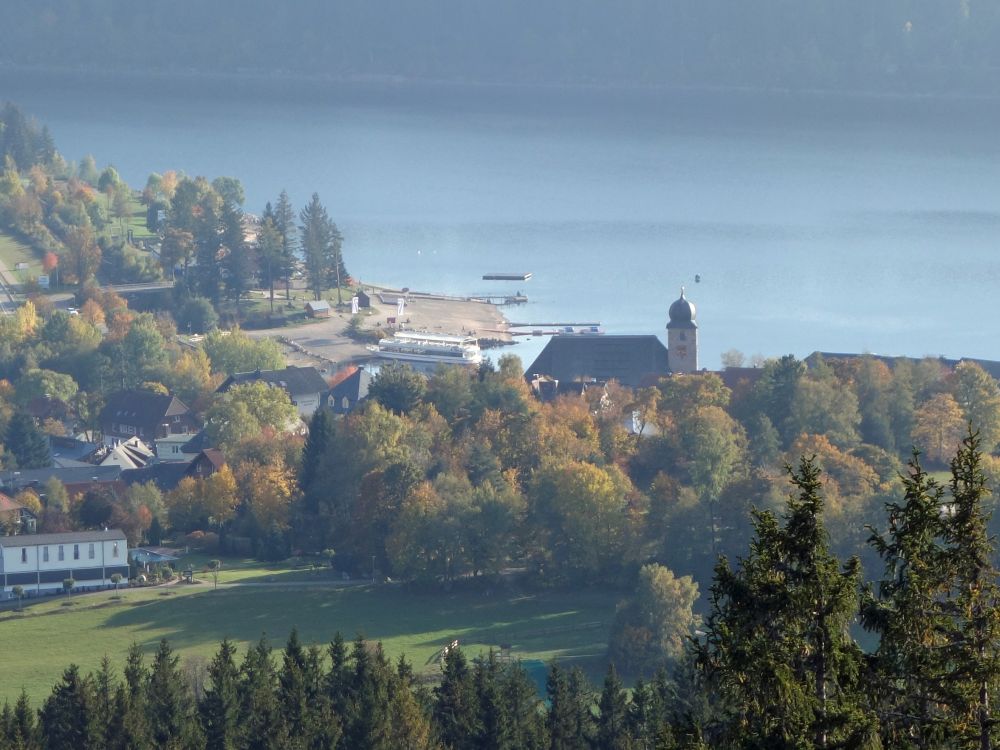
3;0;1000;96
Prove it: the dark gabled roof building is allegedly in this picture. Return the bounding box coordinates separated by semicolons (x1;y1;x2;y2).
526;335;670;394
524;289;696;396
217;366;329;416
100;390;199;448
327;367;371;415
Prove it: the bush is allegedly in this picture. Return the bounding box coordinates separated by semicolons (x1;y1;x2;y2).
175;296;218;334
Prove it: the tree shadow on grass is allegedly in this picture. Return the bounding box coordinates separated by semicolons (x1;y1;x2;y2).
103;585;617;665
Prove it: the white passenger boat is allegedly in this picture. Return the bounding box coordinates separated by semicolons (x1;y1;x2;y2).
367;331;483;368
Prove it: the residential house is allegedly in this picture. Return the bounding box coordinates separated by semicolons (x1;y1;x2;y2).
85;436;155;470
100;390;199;449
2;465;124;498
0;529;130;599
0;493;37;534
327;367;372;415
217;366;329;417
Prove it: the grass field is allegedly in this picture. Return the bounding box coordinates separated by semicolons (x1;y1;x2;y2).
0;230;42;278
0;581;619;703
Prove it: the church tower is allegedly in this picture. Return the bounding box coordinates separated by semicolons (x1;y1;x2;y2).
667;287;698;373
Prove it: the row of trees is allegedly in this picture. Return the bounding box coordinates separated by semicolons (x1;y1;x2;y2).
155;174;348;319
6;1;1000;95
8;436;1000;749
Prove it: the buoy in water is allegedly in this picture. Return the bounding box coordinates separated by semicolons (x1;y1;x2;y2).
694;274;701;283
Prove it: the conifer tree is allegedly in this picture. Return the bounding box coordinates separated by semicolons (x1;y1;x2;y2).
597;663;630;750
122;643;151;747
5;412;51;469
546;665;576;750
10;690;38;750
941;430;1000;750
344;636;394;749
862;452;952;748
237;637;285;750
434;647;480;749
39;665;99;750
500;661;547;750
200;639;240;750
146;639;197;749
325;632;352;718
696;457;878;749
93;656;124;750
273;190;297;304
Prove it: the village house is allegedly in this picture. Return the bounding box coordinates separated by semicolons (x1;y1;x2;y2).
99;390;199;449
327;366;372;415
0;493;37;534
0;529;130;599
217;365;329;417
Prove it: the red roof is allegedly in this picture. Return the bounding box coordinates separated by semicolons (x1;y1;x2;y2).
0;493;25;512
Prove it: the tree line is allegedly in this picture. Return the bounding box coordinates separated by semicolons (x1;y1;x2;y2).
4;1;1000;95
7;434;1000;749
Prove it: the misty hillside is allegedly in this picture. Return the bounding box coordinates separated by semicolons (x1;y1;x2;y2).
2;0;1000;95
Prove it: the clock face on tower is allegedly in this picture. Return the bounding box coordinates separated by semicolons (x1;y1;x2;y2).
676;345;688;359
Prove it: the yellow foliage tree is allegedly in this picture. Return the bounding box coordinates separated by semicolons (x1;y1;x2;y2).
912;393;966;464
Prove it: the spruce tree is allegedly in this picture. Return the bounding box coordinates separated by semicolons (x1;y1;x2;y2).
39;665;99;750
941;430;1000;750
325;632;352;718
237;637;285;750
122;643;151;747
200;639;240;750
862;452;952;748
546;664;576;750
11;690;38;750
500;661;547;750
473;652;506;750
273;190;297;304
277;629;310;744
346;637;393;750
597;663;630;750
433;647;480;749
696;456;878;749
145;639;196;749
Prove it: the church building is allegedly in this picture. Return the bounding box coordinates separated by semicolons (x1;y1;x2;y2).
526;288;698;395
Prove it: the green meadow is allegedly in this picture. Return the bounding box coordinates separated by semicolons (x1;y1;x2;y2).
0;582;618;703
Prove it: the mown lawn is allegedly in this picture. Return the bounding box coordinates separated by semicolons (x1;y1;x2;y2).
0;230;41;277
0;582;619;703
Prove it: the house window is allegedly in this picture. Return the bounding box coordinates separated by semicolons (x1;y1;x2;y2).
342;397;350;411
73;544;80;560
172;445;180;454
20;548;26;563
43;546;49;562
173;416;181;423
58;545;64;561
113;542;119;558
89;543;95;560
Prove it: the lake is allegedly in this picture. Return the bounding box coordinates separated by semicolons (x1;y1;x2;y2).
3;72;1000;369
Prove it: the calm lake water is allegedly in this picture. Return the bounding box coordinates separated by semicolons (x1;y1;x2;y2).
4;73;1000;369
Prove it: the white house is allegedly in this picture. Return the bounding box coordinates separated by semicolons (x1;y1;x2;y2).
0;529;130;599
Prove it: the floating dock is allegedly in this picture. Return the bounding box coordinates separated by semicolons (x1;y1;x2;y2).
483;272;532;281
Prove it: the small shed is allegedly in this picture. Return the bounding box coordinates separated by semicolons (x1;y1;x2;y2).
356;290;371;309
306;300;331;318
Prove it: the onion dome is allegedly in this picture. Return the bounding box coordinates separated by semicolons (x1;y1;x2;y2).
667;287;697;329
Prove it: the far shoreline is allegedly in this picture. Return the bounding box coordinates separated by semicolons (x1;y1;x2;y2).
4;63;1000;110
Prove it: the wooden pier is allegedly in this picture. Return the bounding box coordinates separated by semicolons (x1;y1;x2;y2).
483;272;532;281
